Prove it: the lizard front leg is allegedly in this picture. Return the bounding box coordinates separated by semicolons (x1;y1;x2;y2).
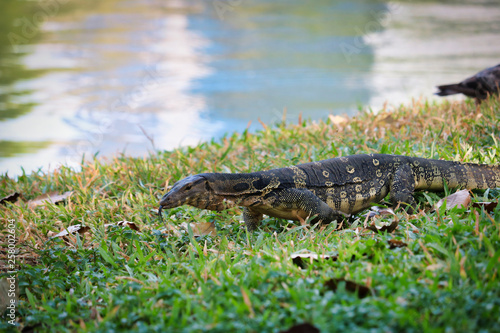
390;163;417;212
243;207;263;231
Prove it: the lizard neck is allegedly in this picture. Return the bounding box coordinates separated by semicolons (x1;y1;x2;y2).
201;171;278;196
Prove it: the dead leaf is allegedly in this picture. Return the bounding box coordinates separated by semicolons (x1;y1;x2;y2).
435;189;471;211
0;192;20;206
362;206;396;219
79;318;87;330
388;239;408;249
371;206;396;216
324;278;372;299
104;220;140;231
49;224;90;239
279;323;320;333
178;222;217;236
117;220;140;231
365;220;399;233
28;191;73;209
472;201;498;213
361;210;379;219
363;207;398;233
290;253;337;268
328;114;349;125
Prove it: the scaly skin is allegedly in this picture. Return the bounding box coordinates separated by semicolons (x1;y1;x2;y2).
158;154;500;231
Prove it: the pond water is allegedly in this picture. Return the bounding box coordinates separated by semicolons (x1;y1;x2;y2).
1;0;500;175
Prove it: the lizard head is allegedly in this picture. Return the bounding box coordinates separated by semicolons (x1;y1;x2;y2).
159;174;209;209
158;174;228;218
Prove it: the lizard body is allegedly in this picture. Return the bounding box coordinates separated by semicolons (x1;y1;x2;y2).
159;154;500;230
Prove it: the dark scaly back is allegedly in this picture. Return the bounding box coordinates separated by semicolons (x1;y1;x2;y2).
300;154;394;211
206;154;393;196
203;154;500;198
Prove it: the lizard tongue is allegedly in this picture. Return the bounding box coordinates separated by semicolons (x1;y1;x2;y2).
157;205;164;221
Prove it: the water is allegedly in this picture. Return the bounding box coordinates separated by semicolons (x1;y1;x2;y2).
1;0;500;176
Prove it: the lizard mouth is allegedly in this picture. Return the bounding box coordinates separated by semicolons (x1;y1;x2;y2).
158;192;180;220
158;194;173;221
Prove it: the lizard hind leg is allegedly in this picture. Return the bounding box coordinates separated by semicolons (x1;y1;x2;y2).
276;188;349;225
390;163;417;213
242;189;349;231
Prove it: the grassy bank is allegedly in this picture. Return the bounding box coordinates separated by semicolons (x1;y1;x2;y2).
1;97;500;332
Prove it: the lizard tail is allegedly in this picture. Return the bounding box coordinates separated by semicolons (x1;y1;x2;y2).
415;159;500;191
448;162;500;190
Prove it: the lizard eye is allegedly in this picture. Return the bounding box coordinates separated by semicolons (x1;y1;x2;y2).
185;184;193;191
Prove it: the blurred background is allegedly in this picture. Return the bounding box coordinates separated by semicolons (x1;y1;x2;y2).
1;0;499;176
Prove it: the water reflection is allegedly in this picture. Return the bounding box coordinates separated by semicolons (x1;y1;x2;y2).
0;1;43;123
0;0;222;174
0;0;500;176
366;1;500;108
196;0;382;122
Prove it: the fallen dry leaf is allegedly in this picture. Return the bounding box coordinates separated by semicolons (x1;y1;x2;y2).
49;224;90;239
388;239;408;249
472;201;498;213
365;220;399;233
104;220;140;231
0;192;20;206
435;189;471;211
363;207;398;233
370;206;396;216
28;191;73;209
117;220;140;231
328;114;349;125
179;222;217;236
290;253;337;268
361;210;379;219
324;278;372;299
279;323;320;333
192;222;217;236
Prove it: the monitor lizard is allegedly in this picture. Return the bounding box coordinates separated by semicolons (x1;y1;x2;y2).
158;154;500;231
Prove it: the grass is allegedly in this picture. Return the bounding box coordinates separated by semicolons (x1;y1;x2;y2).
1;96;500;332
